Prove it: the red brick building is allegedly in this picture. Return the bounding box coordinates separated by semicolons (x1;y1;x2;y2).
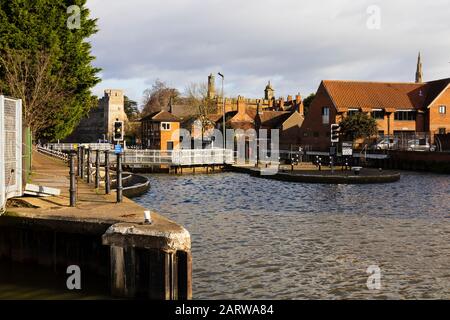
300;67;450;151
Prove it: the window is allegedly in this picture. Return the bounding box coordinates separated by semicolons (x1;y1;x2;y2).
439;128;446;134
371;109;385;119
161;122;171;131
439;105;446;114
347;108;359;117
322;107;330;124
378;130;385;137
394;111;416;121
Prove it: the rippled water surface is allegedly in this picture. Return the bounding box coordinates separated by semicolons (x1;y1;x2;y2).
134;171;450;299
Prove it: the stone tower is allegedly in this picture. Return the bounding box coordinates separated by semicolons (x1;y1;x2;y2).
415;52;423;83
264;81;275;100
207;73;216;99
100;89;128;141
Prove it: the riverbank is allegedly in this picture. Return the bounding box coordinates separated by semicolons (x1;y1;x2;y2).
0;150;192;299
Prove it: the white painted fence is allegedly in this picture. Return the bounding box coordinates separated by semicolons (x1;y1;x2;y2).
0;96;23;211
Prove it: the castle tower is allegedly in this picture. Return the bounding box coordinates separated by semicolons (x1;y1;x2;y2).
100;89;127;141
264;81;275;100
207;73;216;99
415;52;423;83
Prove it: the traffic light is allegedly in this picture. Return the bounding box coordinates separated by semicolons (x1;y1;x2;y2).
113;120;124;141
330;124;340;143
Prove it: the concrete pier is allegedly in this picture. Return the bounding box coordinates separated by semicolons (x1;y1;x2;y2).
0;150;192;299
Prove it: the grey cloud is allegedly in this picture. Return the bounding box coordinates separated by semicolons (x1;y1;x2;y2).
87;0;450;101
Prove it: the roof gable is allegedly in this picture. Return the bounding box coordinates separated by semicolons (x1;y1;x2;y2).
140;110;180;122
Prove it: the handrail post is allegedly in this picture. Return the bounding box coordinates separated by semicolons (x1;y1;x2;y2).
86;148;91;183
116;152;123;203
77;146;82;177
69;151;77;207
105;150;110;194
95;149;100;189
80;146;85;179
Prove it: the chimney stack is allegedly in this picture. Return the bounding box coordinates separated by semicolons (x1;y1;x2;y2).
237;96;246;114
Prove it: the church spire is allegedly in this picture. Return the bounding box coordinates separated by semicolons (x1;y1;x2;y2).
415;52;423;83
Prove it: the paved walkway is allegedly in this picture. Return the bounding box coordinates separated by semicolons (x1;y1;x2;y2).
5;149;188;239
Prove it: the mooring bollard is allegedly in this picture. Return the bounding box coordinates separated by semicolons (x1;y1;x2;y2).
95;149;100;189
86;148;91;183
105;150;110;194
116;152;123;203
69;151;77;207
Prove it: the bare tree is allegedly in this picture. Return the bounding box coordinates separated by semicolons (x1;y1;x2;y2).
0;49;70;135
141;79;180;115
184;82;218;142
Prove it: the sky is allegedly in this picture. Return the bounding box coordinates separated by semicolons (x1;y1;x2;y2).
86;0;450;106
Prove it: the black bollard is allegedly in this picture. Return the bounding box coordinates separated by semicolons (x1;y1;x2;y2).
77;146;82;177
105;150;110;194
80;147;85;179
69;151;77;207
86;148;91;183
116;152;123;203
95;149;100;189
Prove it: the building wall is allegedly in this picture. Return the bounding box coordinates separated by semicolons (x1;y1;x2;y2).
280;112;304;149
66;89;127;143
141;121;180;151
160;122;180;151
428;87;450;135
64;104;105;143
299;83;336;151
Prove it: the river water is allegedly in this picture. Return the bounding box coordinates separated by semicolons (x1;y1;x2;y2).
133;171;450;299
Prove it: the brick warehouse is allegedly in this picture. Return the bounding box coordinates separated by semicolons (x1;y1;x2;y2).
300;54;450;151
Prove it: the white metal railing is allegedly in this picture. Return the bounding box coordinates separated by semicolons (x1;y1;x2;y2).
46;142;113;151
1;96;23;211
172;149;234;166
43;145;235;166
37;145;69;161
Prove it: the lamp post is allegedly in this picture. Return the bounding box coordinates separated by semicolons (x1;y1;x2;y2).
218;72;225;150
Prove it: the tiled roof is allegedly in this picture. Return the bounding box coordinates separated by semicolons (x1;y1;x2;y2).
140;110;180;122
228;109;292;130
423;78;450;107
322;80;428;113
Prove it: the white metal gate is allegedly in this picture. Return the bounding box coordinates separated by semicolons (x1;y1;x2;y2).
0;95;23;211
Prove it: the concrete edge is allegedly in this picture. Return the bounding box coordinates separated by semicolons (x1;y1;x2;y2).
102;222;191;252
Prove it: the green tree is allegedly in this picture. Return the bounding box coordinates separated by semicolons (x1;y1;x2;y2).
339;112;378;140
302;93;315;116
124;95;138;120
0;0;101;140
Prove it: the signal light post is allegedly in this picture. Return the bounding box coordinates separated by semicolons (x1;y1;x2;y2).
113;119;124;203
330;124;341;174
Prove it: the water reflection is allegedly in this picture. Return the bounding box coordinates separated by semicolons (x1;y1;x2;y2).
134;171;450;299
